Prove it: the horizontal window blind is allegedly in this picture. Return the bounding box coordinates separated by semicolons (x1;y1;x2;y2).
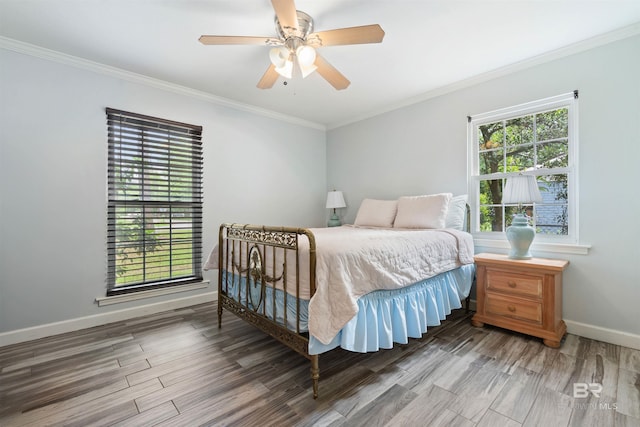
106;108;203;295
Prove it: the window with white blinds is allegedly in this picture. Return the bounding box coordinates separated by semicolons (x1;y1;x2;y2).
106;108;203;295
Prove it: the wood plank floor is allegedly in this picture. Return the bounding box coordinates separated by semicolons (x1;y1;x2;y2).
1;302;639;426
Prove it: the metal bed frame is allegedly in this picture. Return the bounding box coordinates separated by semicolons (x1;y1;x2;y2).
217;215;472;399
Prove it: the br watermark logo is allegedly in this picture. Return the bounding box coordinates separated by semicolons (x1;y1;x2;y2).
573;382;602;398
571;383;618;410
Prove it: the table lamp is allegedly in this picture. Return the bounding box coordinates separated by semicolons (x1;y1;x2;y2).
326;190;346;227
502;174;543;259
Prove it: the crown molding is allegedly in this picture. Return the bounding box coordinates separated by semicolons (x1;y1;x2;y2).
0;36;326;131
327;22;640;130
3;21;638;133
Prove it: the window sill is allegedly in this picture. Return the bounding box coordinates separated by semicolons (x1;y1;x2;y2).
96;281;210;306
473;238;591;255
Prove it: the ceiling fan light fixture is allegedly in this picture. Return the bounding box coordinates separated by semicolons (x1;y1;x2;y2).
296;45;316;67
299;62;317;78
295;45;317;78
269;46;290;68
275;59;293;79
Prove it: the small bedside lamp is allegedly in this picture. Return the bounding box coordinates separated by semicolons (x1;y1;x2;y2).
326;190;346;227
502;174;543;259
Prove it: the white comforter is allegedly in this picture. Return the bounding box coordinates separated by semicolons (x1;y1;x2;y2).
308;226;473;344
205;225;474;345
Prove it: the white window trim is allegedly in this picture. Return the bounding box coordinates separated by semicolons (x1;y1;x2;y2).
474;238;591;255
467;92;589;254
96;281;210;306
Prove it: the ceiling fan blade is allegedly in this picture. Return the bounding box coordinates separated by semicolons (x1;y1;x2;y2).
257;64;280;89
314;55;350;90
271;0;298;31
199;35;271;45
310;24;385;46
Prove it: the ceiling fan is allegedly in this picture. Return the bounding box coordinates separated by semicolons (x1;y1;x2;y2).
198;0;385;90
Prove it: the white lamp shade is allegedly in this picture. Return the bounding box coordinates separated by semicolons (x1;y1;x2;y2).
502;175;543;204
294;46;317;78
275;60;293;79
269;47;289;68
299;62;317;78
296;45;316;67
326;191;346;209
269;47;293;78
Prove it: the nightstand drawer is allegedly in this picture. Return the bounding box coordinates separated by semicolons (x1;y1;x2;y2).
485;293;542;324
486;269;542;298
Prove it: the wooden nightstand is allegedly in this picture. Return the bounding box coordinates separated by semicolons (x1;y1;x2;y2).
471;253;569;348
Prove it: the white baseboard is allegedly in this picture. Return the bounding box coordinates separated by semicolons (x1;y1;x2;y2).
466;299;639;350
565;320;640;351
3;294;638;351
0;292;218;348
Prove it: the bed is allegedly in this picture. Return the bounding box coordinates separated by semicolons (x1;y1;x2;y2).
203;193;475;398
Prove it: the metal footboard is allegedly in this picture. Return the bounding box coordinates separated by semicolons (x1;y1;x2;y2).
217;223;320;398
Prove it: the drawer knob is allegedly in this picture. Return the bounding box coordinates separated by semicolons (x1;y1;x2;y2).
508;281;517;288
508;305;516;312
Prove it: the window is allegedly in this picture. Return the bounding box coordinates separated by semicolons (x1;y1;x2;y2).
106;108;203;295
468;92;578;244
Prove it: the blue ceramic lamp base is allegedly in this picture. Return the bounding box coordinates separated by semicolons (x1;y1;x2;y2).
506;213;536;259
327;211;341;227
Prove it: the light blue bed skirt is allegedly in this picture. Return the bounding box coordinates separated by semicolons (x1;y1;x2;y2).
221;264;475;355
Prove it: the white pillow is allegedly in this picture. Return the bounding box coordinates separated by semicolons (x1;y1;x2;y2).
354;199;398;228
445;194;468;231
394;193;452;229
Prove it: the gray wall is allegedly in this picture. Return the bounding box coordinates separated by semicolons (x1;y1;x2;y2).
0;49;326;333
2;34;639;346
327;35;640;341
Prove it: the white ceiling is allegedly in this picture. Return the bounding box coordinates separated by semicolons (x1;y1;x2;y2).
2;1;640;128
